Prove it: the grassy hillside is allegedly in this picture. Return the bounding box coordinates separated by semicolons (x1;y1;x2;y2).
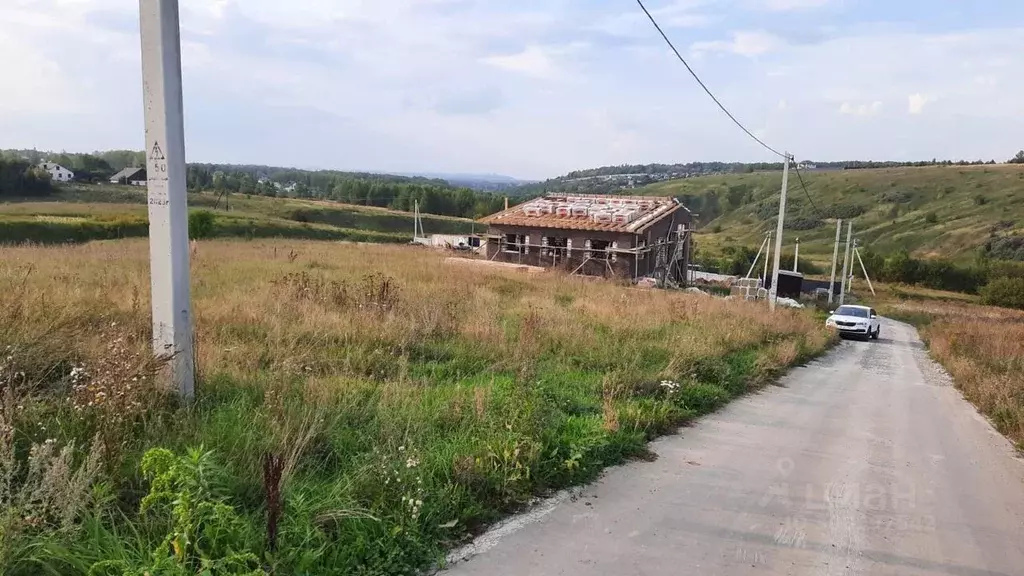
0;185;477;244
0;239;832;575
639;164;1024;265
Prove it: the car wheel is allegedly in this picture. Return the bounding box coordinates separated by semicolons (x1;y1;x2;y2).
872;327;880;340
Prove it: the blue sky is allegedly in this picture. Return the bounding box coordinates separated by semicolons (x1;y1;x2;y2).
2;0;1022;179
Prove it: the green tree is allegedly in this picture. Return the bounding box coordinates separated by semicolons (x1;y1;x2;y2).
188;210;216;239
981;277;1024;310
1009;150;1024;164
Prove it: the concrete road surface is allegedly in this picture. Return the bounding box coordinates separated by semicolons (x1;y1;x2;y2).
444;320;1024;576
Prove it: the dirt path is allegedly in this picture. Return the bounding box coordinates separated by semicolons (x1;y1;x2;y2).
443;319;1024;576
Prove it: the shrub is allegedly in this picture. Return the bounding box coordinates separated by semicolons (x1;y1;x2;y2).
788;216;823;231
90;447;262;576
983;235;1024;261
924;211;938;224
754;201;777;220
881;190;911;204
821;204;866;219
981;277;1024;310
188;210;216;240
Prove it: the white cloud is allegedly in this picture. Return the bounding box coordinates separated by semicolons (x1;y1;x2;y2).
692;31;785;57
908;93;936;114
1;1;1023;178
839;101;883;116
482;46;559;79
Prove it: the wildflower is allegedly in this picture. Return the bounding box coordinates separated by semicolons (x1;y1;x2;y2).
406;456;420;469
659;380;681;392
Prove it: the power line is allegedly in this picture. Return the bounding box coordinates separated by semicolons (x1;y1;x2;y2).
634;0;786;159
792;163;824;219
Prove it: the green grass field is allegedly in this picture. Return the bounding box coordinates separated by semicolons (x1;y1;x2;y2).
639;164;1024;265
0;239;834;575
0;185;478;244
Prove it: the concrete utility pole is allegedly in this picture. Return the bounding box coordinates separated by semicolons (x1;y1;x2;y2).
763;231;772;289
828;219;842;306
413;199;421;239
839;221;853;306
769;153;792;310
793;238;800;273
139;0;194;398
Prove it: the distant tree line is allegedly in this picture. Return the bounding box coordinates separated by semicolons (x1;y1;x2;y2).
857;248;1024;304
563;162;784;179
546;157;1016;184
0;150;523;219
507;155;1024;198
185;163;517;219
694;241;1024;309
693;244;824;277
0;155;54;197
2;149;145;183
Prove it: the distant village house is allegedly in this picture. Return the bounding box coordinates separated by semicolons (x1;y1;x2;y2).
110;167;147;186
39;162;74;183
479;193;692;284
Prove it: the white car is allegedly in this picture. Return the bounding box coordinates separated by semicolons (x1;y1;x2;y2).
826;305;881;340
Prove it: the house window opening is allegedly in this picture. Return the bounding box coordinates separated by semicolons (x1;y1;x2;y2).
543;236;568;260
503;234;525;254
590;239;611;260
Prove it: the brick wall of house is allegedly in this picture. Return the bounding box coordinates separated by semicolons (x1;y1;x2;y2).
485;209;691;281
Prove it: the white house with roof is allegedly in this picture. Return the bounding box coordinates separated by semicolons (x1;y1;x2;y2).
39;162;74;183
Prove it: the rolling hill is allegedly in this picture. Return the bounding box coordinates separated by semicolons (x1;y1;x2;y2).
637;164;1024;265
0;185;477;245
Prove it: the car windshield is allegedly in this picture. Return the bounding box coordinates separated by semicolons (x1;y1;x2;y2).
835;306;869;318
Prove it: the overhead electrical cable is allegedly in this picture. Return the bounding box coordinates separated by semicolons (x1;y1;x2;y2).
634;0;786;159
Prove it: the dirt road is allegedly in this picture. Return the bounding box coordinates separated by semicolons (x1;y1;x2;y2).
444;320;1024;576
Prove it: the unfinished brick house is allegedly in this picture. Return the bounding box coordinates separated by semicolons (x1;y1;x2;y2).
479;194;693;285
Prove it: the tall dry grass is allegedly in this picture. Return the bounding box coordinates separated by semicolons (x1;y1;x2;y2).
0;238;833;575
887;300;1024;446
1;239;825;383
